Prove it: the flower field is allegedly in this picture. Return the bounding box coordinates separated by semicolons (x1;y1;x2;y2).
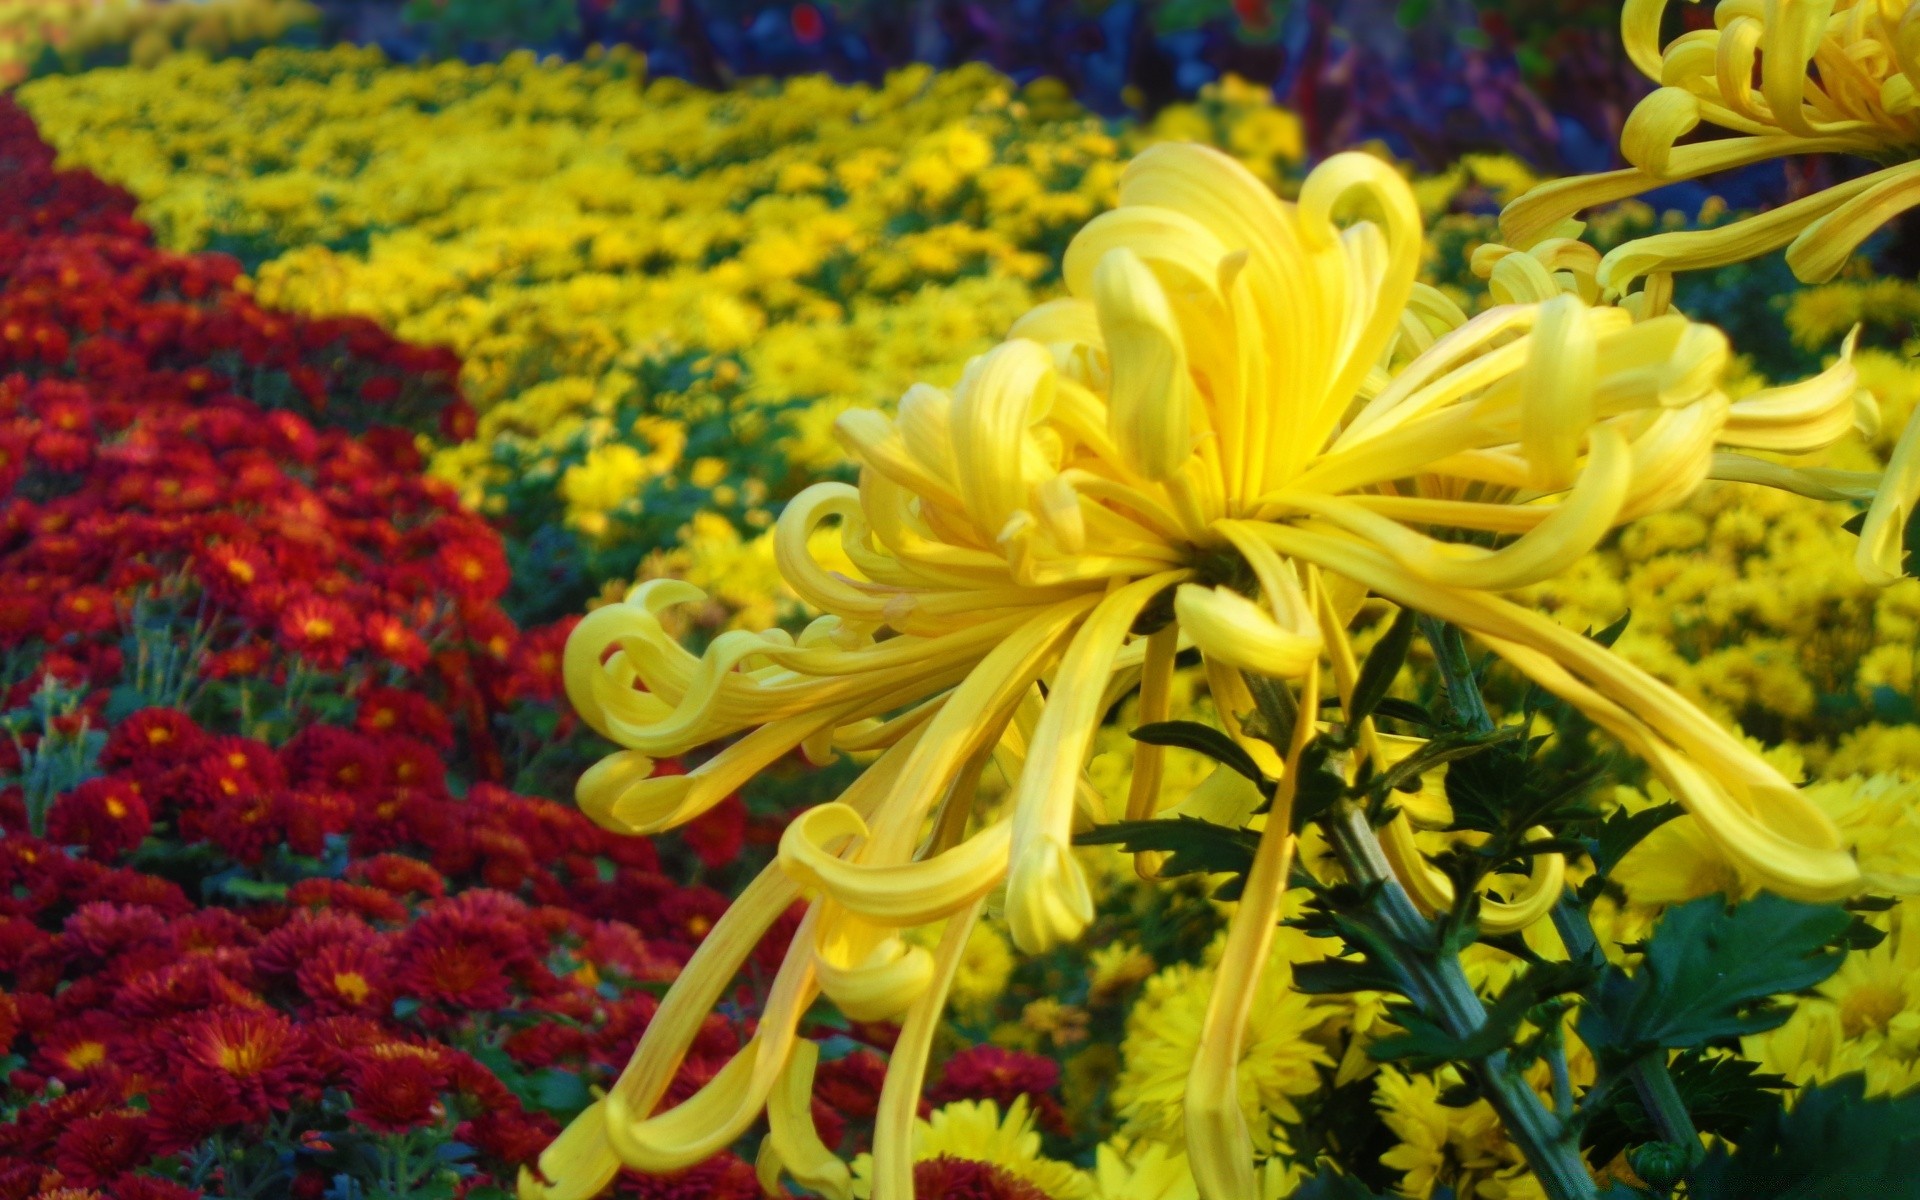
6;4;1920;1200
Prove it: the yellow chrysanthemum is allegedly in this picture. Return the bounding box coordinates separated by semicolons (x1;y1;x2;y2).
1505;0;1920;291
529;143;1870;1200
847;1097;1093;1200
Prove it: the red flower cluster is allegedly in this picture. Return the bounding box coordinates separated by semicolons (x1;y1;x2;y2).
0;99;786;1199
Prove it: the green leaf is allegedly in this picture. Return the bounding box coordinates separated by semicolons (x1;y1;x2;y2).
1587;801;1684;880
1580;894;1851;1062
1075;816;1259;884
1365;726;1520;807
1349;607;1417;727
217;877;289;901
1291;1168;1390;1199
1130;721;1266;784
1368;697;1438;729
1687;1074;1920;1199
1369;959;1595;1069
1292;956;1404;997
1581;1052;1789;1166
528;1068;594;1119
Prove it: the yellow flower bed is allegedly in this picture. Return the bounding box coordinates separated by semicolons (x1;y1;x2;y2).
0;0;314;85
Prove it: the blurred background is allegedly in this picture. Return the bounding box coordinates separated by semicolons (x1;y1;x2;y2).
5;0;1661;171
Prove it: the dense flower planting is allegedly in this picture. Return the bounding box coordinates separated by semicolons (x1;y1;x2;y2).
0;97;1072;1199
11;10;1920;1200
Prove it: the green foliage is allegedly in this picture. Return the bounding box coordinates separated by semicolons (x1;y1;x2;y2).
1579;895;1852;1066
1580;1051;1789;1167
1687;1075;1920;1200
1369;959;1598;1070
1075;815;1259;899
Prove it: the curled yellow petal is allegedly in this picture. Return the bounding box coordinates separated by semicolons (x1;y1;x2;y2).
1621;86;1701;175
812;910;936;1022
1858;400;1920;585
518;1098;619;1200
1519;293;1597;490
763;1040;853;1200
779;803;1012;926
1093;245;1196;481
1786;160;1920;283
1173;583;1322;679
1721;328;1864;453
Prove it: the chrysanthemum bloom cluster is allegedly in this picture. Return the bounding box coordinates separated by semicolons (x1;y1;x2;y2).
534;139;1887;1199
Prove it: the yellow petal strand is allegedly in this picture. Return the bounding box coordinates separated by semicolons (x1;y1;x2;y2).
518;1100;620;1200
1502;134;1863;251
1270;425;1630;592
1297;151;1424;439
1093;246;1198;481
1173;583;1323;679
1125;623;1181;830
1006;571;1185;953
1721;328;1863;453
1708;452;1882;501
1265;526;1862;900
1520;294;1598;490
1622;0;1674;80
1759;0;1836;138
1599;165;1897;291
1484;634;1861;901
869;899;989;1200
577;708;842;834
1786;160;1920;282
763;1040;852;1200
811;907;935;1021
780;805;1013;926
1621;86;1702;174
952;338;1058;537
1185;660;1313;1200
1858;401;1920;584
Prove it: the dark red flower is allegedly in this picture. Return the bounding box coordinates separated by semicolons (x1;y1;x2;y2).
46;777;150;860
363;612;430;673
278;593;361;670
51;1110;151;1187
345;1052;443;1132
436;536;508;604
174;1007;313;1110
616;1153;761;1200
52;585;117;635
294;938;391;1016
679;794;747;870
145;1068;256;1154
910;1158;1051;1200
102;707;206;773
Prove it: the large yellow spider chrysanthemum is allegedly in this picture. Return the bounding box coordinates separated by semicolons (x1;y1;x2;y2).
1506;0;1920;289
524;143;1866;1200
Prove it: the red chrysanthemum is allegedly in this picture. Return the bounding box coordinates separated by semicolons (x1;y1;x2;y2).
362;612;431;673
195;538;278;612
344;853;446;899
252;911;378;980
273;787;355;856
102;707;208;775
280;725;387;793
910;1158;1051;1200
51;1110;151;1187
174;1007;313;1110
615;1153;761;1200
294;938;391;1016
344;1051;443;1132
285;877;410;924
145;1068;256;1155
277;593;360;671
46;777;150;861
435;536;508;604
353;685;453;747
51;585;116;636
394;891;540;1011
461;1104;559;1167
679;793;747;871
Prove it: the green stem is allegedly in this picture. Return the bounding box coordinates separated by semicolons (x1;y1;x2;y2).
1550;898;1699;1151
1419;614;1492;733
1327;802;1599;1200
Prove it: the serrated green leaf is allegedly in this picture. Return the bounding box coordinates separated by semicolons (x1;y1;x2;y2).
1075;816;1259;882
1581;1051;1789;1166
1130;720;1266;784
1587;801;1683;878
1687;1074;1920;1199
1580;894;1850;1062
1349;607;1417;727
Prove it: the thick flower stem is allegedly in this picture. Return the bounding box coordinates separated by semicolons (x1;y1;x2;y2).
1325;802;1600;1200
